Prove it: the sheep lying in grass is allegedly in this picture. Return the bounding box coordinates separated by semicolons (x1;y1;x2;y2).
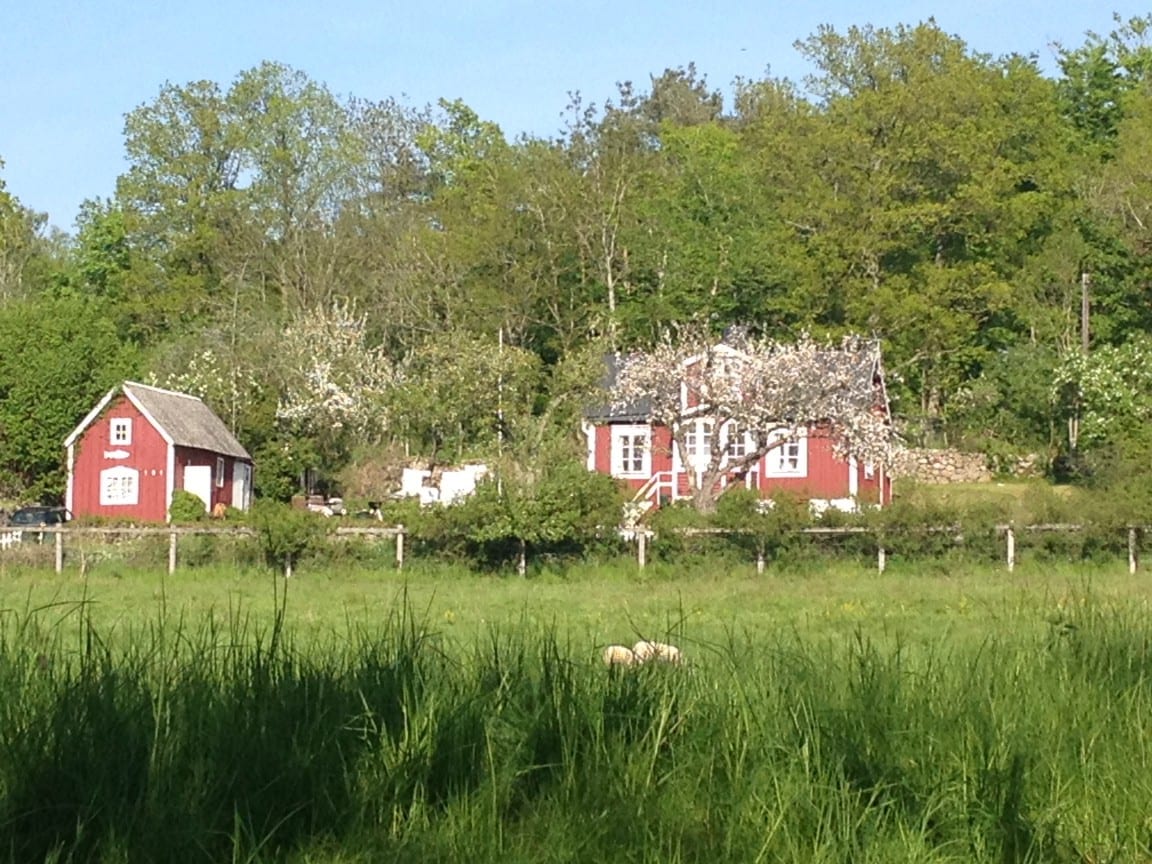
631;640;683;666
601;644;637;667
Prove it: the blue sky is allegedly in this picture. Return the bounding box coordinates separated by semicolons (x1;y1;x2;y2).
1;1;1145;232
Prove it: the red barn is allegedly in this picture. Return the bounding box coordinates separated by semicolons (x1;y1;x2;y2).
65;382;253;523
582;348;892;514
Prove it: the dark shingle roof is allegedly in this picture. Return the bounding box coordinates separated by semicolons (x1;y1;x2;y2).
124;382;252;460
584;354;651;422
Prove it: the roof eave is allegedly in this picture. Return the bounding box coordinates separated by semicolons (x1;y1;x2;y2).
63;384;120;448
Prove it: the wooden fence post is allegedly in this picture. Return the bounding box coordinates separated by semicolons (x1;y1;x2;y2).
637;530;647;569
396;525;405;570
1129;527;1139;575
54;530;63;574
1006;526;1016;573
877;545;886;573
756;543;765;576
168;531;177;575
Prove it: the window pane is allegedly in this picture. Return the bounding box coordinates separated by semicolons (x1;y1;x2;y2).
612;427;648;475
99;467;139;505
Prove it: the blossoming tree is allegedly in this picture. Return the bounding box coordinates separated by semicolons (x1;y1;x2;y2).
276;299;397;447
610;328;895;512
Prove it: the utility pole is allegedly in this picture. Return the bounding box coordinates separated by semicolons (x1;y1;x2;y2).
497;327;504;497
1081;270;1091;354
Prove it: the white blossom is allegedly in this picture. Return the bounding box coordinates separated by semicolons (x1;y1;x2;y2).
276;299;397;441
610;328;895;509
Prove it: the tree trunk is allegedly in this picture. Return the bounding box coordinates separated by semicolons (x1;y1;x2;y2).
690;468;724;514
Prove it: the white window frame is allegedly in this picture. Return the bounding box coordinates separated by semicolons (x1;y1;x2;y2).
99;466;139;506
684;419;714;471
216;456;226;488
110;418;132;446
610;424;651;478
724;421;750;460
764;428;808;478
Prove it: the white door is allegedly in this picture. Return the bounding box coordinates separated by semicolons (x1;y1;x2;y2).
232;462;251;510
182;465;213;512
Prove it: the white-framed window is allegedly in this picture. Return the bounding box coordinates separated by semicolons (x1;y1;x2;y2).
99;466;139;506
764;429;807;477
724;421;749;459
611;424;651;477
864;462;876;479
110;418;132;446
216;456;226;488
684;420;714;470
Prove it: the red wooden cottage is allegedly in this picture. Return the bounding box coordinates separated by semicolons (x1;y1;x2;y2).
65;382;253;523
581;346;892;514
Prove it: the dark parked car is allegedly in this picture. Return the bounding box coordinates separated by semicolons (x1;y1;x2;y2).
8;506;71;528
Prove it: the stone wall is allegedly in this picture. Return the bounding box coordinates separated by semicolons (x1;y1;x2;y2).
889;448;992;484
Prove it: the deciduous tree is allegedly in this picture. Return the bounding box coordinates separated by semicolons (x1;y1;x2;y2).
611;327;892;512
276;299;396;460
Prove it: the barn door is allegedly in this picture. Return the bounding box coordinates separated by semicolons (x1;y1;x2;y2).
182;465;213;512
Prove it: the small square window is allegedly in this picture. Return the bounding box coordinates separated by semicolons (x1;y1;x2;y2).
110;418;132;446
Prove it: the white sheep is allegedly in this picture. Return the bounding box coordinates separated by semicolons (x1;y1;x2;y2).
601;644;637;667
631;640;683;666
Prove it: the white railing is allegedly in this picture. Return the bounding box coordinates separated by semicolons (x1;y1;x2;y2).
631;470;675;507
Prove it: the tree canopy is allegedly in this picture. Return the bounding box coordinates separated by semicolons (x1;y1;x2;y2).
2;15;1152;501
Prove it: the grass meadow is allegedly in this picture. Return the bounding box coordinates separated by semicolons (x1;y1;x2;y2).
2;556;1152;862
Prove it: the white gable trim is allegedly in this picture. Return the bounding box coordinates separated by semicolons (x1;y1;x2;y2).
678;343;746;370
123;380;202;401
65;443;75;514
63;381;177;449
580;420;596;471
122;387;175;447
166;444;176;523
63;385;119;448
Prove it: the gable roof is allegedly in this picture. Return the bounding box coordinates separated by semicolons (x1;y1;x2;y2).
585;340;886;424
584;353;652;422
65;381;252;460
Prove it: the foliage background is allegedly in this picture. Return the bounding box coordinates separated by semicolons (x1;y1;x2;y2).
4;16;1152;501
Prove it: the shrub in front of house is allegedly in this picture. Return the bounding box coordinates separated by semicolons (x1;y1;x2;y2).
169;490;210;524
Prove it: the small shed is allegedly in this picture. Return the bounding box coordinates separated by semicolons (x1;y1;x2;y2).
65;382;253;523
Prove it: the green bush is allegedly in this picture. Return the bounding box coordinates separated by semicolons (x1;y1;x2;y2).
168;489;208;524
398;459;625;572
714;487;813;564
247;499;332;573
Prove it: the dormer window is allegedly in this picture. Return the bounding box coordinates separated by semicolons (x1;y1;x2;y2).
110;418;132;446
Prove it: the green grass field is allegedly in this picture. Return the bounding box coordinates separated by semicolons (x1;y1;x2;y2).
0;556;1137;653
2;559;1151;862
